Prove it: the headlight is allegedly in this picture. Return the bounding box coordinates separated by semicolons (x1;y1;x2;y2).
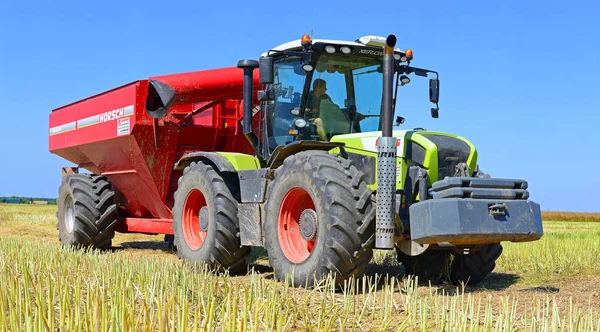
293;118;307;128
324;45;336;54
340;46;351;54
400;75;410;85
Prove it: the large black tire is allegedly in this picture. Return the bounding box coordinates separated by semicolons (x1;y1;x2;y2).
396;249;451;284
57;174;118;249
450;243;503;285
264;151;375;287
172;162;250;272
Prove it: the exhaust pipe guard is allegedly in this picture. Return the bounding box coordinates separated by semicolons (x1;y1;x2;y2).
376;35;398;249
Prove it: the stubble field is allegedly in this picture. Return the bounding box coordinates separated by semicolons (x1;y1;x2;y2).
0;204;599;331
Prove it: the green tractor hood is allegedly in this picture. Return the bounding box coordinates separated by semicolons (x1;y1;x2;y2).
331;130;478;190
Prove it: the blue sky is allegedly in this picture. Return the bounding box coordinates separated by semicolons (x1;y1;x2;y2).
0;0;598;212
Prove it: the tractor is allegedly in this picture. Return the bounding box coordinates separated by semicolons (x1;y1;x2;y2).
49;34;543;286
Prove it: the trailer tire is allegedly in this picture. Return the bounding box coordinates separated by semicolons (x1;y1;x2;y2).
57;174;118;250
450;243;503;285
172;162;249;273
263;151;375;287
396;249;451;284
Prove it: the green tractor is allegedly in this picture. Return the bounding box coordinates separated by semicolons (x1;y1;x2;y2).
151;34;543;286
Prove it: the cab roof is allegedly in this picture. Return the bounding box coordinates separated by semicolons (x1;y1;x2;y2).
261;36;404;57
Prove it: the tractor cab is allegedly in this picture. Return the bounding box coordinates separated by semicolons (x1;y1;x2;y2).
267;50;383;144
255;36;430;154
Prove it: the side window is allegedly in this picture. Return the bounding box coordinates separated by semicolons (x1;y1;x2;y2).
353;65;382;132
268;59;307;147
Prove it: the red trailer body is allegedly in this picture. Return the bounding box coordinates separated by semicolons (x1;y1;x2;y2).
49;67;259;234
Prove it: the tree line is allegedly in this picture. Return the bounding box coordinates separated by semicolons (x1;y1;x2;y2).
0;196;57;205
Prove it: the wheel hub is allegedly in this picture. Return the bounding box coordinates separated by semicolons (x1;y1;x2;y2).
299;209;317;241
65;196;75;234
199;207;209;232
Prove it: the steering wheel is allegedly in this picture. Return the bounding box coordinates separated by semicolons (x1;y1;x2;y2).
413;127;426;131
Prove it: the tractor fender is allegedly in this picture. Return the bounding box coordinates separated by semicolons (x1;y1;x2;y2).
174;152;261;173
174;152;236;173
267;140;346;168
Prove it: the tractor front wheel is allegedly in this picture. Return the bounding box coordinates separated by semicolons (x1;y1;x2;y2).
396;249;451;284
264;151;375;287
450;243;503;285
396;243;503;285
57;174;118;249
172;162;250;272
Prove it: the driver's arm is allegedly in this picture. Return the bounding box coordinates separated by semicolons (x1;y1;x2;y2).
312;118;327;141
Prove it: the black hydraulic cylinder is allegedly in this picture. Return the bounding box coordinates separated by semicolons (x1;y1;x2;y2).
237;60;259;147
381;35;396;138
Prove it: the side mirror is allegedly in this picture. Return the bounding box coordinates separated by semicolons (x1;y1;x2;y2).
429;78;439;104
281;86;294;99
259;57;274;84
431;108;439;119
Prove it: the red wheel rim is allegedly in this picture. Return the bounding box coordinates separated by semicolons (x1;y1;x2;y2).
182;189;207;250
278;187;317;264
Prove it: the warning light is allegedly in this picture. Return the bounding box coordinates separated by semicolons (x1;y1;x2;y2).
301;34;312;48
405;49;413;59
289;129;299;135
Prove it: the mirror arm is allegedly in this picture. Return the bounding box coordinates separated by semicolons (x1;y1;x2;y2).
392;71;400;112
398;65;438;78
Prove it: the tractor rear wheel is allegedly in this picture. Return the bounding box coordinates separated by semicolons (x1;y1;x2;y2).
57;174;118;249
450;243;503;285
263;151;375;287
172;162;250;272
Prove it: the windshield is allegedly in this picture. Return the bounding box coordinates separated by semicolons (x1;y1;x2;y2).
309;54;384;140
266;53;386;148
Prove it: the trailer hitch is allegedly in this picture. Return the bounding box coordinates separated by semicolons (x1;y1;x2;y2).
488;203;508;217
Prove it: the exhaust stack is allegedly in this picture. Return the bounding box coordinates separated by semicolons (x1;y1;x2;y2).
237;60;260;148
376;35;397;249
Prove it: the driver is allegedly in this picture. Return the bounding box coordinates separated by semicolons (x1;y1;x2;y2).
306;78;330;118
308;78;365;140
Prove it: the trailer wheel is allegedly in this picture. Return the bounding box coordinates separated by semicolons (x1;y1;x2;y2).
396;249;451;284
172;162;249;272
450;243;503;285
263;151;375;287
57;174;118;249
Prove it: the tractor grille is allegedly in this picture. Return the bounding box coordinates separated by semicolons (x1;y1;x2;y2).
420;134;471;180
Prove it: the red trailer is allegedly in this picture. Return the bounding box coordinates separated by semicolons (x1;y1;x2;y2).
50;67;259;242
